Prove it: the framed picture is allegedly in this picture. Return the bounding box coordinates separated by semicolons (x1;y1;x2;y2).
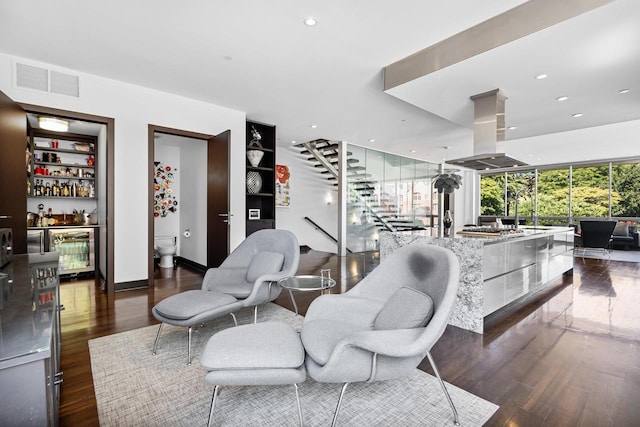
248;209;260;220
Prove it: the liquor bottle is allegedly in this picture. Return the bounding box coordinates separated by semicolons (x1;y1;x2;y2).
52;180;60;197
44;182;51;197
47;208;56;226
71;182;77;197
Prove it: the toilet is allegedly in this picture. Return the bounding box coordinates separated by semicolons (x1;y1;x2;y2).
154;236;177;268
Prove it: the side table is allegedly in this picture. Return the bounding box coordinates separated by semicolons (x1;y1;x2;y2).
278;269;336;315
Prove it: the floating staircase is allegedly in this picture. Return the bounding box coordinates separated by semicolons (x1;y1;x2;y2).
297;139;424;233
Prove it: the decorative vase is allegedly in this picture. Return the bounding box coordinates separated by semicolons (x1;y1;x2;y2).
443;210;453;236
246;150;264;167
246;171;263;194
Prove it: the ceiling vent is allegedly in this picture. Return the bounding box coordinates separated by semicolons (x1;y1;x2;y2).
15;62;80;98
447;89;527;170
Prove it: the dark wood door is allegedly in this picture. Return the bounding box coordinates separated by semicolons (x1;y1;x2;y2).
207;130;230;267
0;90;27;254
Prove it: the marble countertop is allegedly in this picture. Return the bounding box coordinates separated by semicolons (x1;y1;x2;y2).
396;226;574;245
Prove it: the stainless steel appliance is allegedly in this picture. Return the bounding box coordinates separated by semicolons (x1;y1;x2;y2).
27;229;46;254
48;228;95;275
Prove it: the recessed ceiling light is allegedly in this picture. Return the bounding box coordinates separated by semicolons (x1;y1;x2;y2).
368;139;376;143
303;17;317;26
310;124;317;129
536;74;548;80
619;89;630;94
410;150;416;153
572;113;584;117
557;96;568;101
291;140;297;144
508;126;517;130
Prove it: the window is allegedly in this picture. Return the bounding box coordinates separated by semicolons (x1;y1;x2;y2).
479;159;640;225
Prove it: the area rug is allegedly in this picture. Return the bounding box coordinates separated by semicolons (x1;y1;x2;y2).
90;303;498;426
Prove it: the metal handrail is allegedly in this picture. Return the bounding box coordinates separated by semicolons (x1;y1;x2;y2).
303;216;352;253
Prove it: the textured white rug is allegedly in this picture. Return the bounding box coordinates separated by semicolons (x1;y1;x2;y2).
90;303;498;426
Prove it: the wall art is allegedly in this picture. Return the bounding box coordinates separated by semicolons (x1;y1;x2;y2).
275;164;290;207
154;161;178;217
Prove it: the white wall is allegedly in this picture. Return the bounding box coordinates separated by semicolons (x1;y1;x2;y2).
179;140;207;265
0;53;246;284
275;145;339;253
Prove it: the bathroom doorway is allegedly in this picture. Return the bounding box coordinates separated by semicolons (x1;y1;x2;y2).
148;125;230;288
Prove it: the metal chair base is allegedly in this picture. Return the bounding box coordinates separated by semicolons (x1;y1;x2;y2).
152;313;239;365
330;352;460;426
207;383;304;427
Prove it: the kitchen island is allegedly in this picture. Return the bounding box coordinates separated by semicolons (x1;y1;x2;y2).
380;226;574;333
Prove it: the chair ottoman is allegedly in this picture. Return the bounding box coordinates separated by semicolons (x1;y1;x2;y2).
200;321;306;427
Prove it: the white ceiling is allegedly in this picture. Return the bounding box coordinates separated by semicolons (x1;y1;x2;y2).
2;0;639;167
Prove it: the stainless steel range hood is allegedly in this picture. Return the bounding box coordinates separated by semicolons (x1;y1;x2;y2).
447;89;528;170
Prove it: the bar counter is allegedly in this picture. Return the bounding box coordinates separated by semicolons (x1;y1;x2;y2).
380;226;574;333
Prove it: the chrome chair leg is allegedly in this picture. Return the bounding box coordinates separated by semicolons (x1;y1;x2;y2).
187;326;193;365
294;383;304;427
331;382;349;427
207;385;220;427
152;323;164;355
425;350;460;426
230;312;238;327
254;305;258;323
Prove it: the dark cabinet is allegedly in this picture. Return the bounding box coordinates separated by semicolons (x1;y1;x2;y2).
246;121;276;236
0;91;28;253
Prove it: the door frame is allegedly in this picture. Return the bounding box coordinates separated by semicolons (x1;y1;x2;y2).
20;103;115;294
147;125;229;290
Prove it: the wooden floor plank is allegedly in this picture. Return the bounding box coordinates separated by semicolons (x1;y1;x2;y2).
58;251;640;426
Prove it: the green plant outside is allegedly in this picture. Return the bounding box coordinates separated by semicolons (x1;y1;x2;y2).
480;162;640;222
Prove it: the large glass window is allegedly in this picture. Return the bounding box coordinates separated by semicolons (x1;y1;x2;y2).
346;145;438;255
506;172;535;224
480;174;505;215
479;159;640;225
571;165;611;218
611;161;640;218
537;168;569;224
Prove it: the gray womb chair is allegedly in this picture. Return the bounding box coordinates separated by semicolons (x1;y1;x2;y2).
301;242;461;426
152;229;300;364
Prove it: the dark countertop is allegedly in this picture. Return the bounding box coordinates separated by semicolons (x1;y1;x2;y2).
0;253;60;369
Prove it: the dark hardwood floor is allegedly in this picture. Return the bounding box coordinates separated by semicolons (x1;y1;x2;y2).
59;250;639;426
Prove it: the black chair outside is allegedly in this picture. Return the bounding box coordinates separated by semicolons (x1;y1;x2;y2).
576;220;616;259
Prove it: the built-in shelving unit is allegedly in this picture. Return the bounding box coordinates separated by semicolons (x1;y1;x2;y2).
245;121;276;236
27;129;97;200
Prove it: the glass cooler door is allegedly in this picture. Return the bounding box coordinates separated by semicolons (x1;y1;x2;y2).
49;228;95;275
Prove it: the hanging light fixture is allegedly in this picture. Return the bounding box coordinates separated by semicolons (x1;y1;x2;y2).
433;170;463;194
38;117;69;132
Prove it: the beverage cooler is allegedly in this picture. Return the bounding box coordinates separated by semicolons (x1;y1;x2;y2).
48;228;95;275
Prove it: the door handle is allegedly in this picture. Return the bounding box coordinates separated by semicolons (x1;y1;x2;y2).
0;215;12;219
218;213;233;223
